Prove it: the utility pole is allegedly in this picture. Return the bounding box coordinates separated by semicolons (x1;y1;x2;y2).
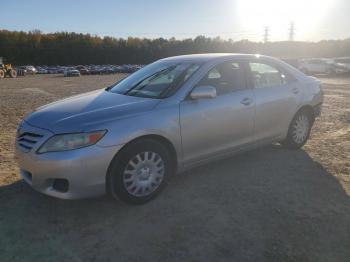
289;22;295;41
263;26;269;43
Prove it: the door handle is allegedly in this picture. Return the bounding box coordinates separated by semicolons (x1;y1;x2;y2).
240;98;253;106
292;87;299;94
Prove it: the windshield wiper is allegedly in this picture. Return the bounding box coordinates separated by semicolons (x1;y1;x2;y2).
105;84;114;91
105;77;125;91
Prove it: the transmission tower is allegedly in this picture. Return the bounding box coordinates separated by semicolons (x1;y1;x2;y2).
263;26;269;43
289;22;295;41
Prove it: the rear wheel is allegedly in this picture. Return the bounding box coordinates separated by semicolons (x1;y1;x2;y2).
107;139;174;204
0;70;4;78
282;110;313;149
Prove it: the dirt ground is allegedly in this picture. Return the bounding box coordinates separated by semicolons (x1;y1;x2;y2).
0;74;349;262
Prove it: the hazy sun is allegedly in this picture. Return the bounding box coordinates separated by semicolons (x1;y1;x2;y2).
236;0;336;41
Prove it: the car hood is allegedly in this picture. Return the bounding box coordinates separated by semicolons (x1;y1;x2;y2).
25;89;160;133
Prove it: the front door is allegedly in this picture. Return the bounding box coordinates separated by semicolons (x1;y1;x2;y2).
179;61;255;165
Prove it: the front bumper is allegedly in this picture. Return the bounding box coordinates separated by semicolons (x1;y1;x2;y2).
16;122;123;199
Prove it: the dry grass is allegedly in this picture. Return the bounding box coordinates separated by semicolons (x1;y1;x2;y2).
0;74;350;261
0;74;126;185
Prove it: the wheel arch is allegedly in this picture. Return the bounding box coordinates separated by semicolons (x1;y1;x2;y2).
296;104;315;123
282;104;315;149
105;134;179;194
130;134;179;167
283;104;315;140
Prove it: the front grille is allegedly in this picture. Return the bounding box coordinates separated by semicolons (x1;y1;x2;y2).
17;132;44;152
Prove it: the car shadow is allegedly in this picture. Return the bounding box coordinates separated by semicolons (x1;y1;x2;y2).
1;144;350;262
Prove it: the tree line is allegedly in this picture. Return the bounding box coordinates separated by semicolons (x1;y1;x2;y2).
1;29;350;65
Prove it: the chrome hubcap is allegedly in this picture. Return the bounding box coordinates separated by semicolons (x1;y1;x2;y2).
123;151;165;197
292;115;309;144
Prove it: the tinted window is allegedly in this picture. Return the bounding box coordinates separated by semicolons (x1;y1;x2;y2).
197;61;246;95
249;62;292;88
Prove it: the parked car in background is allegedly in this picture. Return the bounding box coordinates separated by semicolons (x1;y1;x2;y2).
16;64;143;76
299;58;349;75
64;68;80;77
16;66;27;74
24;65;37;75
36;67;48;74
76;65;90;75
47;67;61;74
334;57;350;71
329;59;350;75
16;54;322;204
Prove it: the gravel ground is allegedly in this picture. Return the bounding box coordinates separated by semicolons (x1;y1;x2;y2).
0;74;349;262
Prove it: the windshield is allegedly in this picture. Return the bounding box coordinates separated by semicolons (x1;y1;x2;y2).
107;61;200;98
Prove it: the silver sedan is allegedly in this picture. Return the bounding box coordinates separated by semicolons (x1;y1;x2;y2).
16;54;323;204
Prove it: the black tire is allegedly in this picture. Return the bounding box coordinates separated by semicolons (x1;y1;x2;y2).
282;110;313;149
107;138;174;204
0;70;4;79
10;69;17;78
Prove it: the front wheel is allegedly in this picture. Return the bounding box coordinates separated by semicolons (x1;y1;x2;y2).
282;111;313;149
10;69;17;78
107;139;174;204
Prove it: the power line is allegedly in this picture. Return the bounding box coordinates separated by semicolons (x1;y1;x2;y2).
289;22;295;41
263;26;269;43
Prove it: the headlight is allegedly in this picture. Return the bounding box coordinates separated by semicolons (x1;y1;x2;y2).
37;130;107;153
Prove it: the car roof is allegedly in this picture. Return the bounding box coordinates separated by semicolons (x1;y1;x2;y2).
160;53;271;63
161;53;309;82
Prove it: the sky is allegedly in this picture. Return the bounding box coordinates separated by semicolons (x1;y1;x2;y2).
1;0;349;42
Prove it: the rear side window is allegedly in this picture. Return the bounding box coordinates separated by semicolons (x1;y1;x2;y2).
249;62;294;88
197;61;246;95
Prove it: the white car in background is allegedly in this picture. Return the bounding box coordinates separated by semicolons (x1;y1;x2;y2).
64;68;80;77
334;57;350;71
299;58;349;75
24;65;37;75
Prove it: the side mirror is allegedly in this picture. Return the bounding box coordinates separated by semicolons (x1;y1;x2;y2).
190;86;217;99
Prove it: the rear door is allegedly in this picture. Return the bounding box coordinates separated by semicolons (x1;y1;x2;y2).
248;60;302;142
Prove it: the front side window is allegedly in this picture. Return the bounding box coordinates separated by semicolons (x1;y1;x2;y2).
249;62;292;88
108;62;200;98
197;61;246;95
